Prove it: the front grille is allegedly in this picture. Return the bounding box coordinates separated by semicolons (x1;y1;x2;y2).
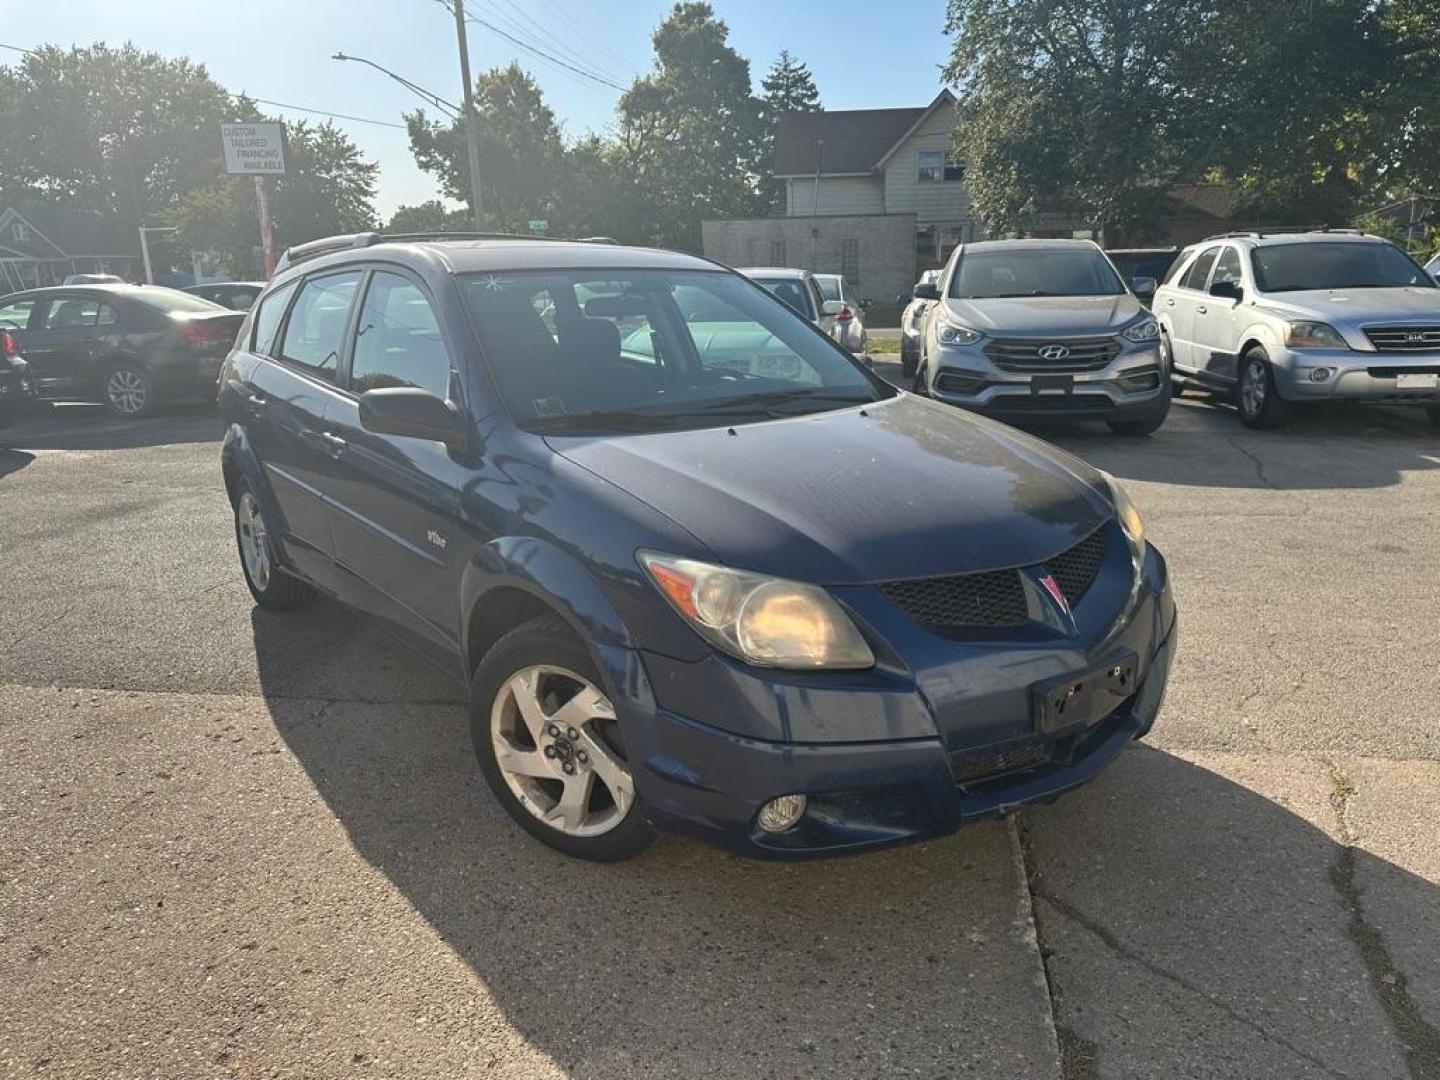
1363;325;1440;353
878;568;1028;631
984;336;1120;373
1045;526;1110;604
952;743;1052;785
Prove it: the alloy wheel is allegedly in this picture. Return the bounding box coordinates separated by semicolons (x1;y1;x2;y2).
106;369;147;414
236;491;271;591
490;665;634;837
1241;358;1266;419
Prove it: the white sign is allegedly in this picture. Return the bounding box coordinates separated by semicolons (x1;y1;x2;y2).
221;122;287;175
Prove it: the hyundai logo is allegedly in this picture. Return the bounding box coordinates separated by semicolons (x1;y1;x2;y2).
1038;344;1071;360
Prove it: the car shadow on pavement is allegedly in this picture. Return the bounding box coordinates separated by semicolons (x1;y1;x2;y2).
0;447;34;478
0;402;221;453
251;613;1440;1078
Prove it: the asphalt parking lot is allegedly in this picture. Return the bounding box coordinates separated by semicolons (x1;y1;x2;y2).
3;379;1439;1080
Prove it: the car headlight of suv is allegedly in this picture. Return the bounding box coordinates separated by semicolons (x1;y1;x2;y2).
1285;321;1348;349
639;552;874;670
937;321;983;346
1121;317;1160;343
1099;472;1145;559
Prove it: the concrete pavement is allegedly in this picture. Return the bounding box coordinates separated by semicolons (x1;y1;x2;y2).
3;387;1439;1078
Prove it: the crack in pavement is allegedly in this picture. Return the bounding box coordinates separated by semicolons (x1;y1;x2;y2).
1227;436;1282;491
1322;757;1440;1080
1016;813;1359;1080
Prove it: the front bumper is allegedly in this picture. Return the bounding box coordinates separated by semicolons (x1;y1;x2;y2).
609;546;1176;858
1270;346;1440;403
927;340;1167;421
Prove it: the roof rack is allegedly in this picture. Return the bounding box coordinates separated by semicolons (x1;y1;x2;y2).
1199;226;1366;242
274;229;592;272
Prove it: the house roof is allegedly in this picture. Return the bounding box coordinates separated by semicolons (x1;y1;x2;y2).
773;92;956;177
0;202;140;259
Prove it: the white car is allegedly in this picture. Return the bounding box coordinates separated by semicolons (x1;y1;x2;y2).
900;269;941;376
736;266;841;343
1426;252;1440;284
1154;229;1440;428
814;273;869;354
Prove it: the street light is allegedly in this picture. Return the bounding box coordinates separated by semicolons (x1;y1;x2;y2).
332;49;484;228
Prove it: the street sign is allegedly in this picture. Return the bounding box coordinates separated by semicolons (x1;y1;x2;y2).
221;122;287;175
528;219;549;234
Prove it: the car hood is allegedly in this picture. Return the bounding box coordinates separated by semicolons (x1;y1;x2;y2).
548;395;1112;584
1254;287;1440;327
941;294;1143;335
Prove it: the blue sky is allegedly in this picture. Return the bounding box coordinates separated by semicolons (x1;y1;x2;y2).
2;0;955;217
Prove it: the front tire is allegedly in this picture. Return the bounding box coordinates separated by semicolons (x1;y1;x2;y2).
102;363;156;419
1237;348;1290;429
233;482;315;610
1161;333;1186;396
470;615;653;862
900;337;918;378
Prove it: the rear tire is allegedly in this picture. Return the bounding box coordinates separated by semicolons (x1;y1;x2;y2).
470;615;653;862
1237;348;1290;429
102;363;156;420
233;481;316;610
1426;404;1440;427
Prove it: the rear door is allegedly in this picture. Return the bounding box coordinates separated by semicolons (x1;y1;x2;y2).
18;292;118;397
1191;245;1246;385
323;267;465;659
1163;246;1219;373
243;270;363;587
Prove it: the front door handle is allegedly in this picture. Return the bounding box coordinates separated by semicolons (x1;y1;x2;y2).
318;431;347;456
1196;305;1208;315
1165;298;1175;306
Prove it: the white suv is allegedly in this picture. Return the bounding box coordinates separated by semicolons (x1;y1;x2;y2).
1154;230;1440;428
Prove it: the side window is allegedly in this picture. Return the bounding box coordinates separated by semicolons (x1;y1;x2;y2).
0;298;36;330
250;281;297;357
278;271;362;381
1181;247;1220;291
349;271;451;399
1212;246;1243;287
42;297;114;329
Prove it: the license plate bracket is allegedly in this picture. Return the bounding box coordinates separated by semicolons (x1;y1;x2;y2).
1031;653;1138;734
1031;374;1074;396
1396;372;1439;390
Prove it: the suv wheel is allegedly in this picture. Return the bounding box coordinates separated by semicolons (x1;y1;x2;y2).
1161;333;1185;396
103;363;155;419
471;615;653;861
1237;348;1290;429
233;483;316;609
900;337;918;378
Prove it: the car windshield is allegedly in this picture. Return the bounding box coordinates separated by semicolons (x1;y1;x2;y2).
461;269;888;435
949;248;1126;298
749;277;815;318
1250;241;1435;292
815;276;842;301
132;288;227;313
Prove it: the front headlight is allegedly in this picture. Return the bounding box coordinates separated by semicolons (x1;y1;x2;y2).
1100;472;1145;555
639;553;875;670
938;321;983;346
1285;321;1348;349
1122;317;1160;343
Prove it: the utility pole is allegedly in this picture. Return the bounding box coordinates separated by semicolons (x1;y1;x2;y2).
452;0;485;229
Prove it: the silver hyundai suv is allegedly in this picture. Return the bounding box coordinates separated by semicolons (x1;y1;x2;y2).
1154;230;1440;428
914;239;1169;435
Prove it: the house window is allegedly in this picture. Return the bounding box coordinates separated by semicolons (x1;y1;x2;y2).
839;239;860;284
11;222;28;242
944;158;965;182
918;151;944;184
769;239;786;265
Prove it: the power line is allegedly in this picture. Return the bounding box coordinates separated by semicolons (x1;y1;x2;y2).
482;0;625;84
456;2;628;91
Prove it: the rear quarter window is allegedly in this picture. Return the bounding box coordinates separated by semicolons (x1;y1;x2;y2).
250;281;298;357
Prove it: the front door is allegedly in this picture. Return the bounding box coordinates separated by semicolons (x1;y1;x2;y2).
1163;246;1219;374
324;268;465;660
1191;245;1246;385
245;269;363;588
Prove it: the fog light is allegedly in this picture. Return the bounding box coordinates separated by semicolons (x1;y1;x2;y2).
1308;367;1333;382
756;794;808;833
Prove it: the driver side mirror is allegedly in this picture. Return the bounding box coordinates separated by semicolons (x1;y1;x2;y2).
821;299;845;316
1131;276;1157;299
913;283;941;301
359;387;469;448
1209;279;1243;302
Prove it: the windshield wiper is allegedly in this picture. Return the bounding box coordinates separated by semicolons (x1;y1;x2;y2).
664;389;876;416
528;409;679;433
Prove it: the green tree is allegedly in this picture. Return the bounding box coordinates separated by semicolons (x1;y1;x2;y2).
0;43;236;223
616;2;764;249
406;63;566;232
169;120;377;275
758;50;821;212
384;200;473;234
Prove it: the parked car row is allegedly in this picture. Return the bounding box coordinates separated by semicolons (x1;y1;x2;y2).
734;266;872;357
216;230;1175;862
909;230;1440;432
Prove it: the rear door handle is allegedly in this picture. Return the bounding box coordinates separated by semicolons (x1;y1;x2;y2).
1165;298;1175;307
246;393;267;408
318;431;347;456
1196;305;1208;315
